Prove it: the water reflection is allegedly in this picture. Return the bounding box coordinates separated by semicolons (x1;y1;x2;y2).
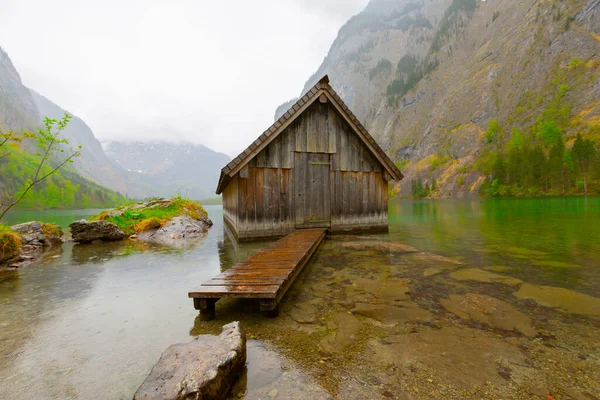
0;199;599;399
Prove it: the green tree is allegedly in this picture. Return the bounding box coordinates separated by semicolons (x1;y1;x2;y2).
571;134;597;195
485;119;501;144
492;153;507;184
538;120;562;145
507;147;523;186
549;137;566;193
0;114;81;220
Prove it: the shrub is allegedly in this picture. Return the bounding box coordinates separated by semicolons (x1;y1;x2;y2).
41;223;61;237
485;119;501;144
457;176;465;186
369;59;392;80
0;224;22;262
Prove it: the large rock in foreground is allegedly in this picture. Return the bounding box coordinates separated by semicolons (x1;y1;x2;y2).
69;220;126;243
136;215;212;246
134;322;246;400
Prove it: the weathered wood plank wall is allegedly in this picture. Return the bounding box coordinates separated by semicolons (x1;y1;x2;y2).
228;100;389;239
330;171;388;232
222;175;238;232
236;167;294;239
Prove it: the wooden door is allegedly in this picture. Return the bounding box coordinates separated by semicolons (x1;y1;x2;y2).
294;152;331;228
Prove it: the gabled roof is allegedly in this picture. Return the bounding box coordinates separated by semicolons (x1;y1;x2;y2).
216;75;403;194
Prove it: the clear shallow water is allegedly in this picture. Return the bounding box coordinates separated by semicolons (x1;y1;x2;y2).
0;199;599;400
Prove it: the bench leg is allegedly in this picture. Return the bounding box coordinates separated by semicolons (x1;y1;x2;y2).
260;299;279;318
193;298;218;321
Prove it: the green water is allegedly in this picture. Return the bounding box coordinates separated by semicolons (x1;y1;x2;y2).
3;208;107;229
0;198;599;399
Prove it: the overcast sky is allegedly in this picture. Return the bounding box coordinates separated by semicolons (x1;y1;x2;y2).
0;0;368;157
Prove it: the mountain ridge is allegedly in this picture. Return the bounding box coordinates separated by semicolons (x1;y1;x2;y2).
1;46;230;202
280;0;600;197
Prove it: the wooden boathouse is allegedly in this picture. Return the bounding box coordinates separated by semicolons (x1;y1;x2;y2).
190;76;403;318
216;75;403;240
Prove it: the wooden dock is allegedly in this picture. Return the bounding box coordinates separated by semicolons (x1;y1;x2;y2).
189;228;327;320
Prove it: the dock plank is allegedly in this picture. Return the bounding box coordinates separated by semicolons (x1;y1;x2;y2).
189;228;326;318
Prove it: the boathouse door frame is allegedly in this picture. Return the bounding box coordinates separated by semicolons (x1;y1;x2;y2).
294;152;331;229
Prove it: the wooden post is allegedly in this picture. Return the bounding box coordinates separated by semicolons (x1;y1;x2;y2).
260;299;280;318
194;298;218;321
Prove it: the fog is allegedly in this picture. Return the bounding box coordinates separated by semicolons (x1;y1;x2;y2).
0;0;368;156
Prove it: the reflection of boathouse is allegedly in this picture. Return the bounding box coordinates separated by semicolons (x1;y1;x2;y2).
216;75;403;241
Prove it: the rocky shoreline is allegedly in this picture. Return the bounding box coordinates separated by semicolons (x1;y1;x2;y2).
0;198;213;271
1;221;64;269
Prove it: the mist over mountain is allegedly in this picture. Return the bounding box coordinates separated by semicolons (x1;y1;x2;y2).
104;141;230;199
1;46;230;203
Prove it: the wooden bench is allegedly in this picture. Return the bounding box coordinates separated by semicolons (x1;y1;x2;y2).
188;228;327;320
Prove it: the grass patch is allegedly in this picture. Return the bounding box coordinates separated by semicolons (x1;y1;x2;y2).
135;217;164;232
92;196;207;235
41;223;61;237
0;224;22;262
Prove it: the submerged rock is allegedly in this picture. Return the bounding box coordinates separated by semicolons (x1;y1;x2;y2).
367;326;529;389
136;215;212;246
449;268;523;285
288;303;317;324
484;266;513;272
531;260;581;268
440;293;536;337
69;220;126;243
514;283;600;316
354;277;411;304
423;267;441;277
319;312;363;354
134;321;246;400
228;341;333;400
351;302;432;325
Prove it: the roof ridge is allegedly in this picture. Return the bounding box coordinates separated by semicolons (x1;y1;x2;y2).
216;75;403;194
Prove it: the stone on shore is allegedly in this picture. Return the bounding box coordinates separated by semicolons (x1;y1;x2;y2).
6;221;63;268
69;219;126;243
134;322;246;400
136;215;212;246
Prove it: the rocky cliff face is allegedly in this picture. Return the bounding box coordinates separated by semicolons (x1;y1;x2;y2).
0;47;39;131
281;0;600;197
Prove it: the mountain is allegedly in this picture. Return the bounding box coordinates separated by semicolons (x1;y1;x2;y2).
1;46;229;204
28;89;149;198
103;141;230;199
0;47;129;210
0;47;39;132
281;0;600;197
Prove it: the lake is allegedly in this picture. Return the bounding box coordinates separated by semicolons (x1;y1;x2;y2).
3;208;108;229
0;198;599;399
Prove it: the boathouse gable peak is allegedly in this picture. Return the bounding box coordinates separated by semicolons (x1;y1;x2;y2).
216;75;403;195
